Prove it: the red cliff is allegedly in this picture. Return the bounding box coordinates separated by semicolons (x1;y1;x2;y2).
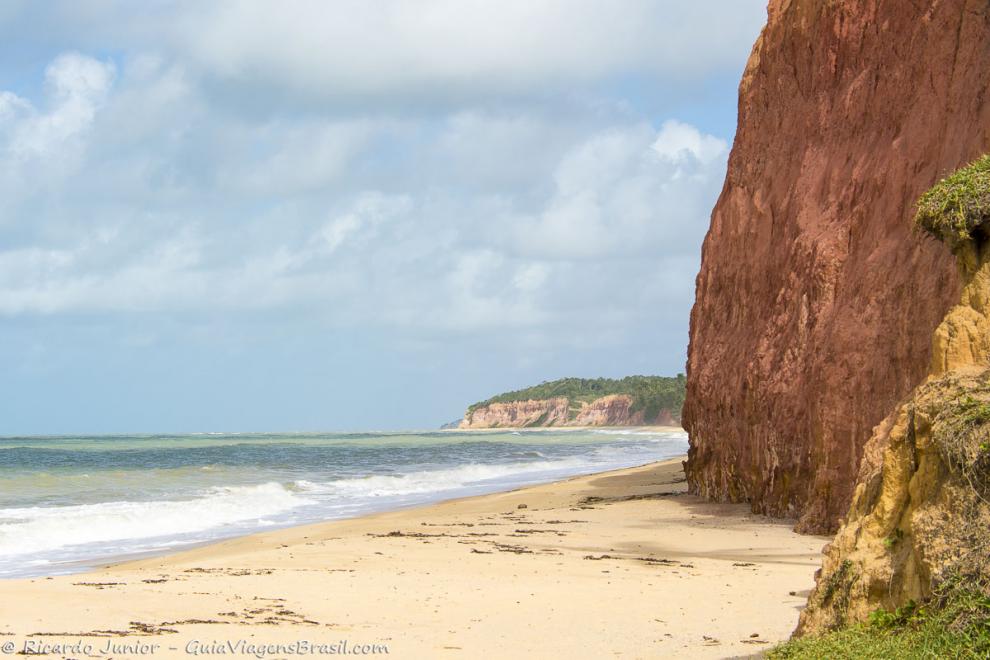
684;0;990;533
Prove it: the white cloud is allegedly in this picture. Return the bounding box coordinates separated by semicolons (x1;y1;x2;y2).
0;1;767;430
9;53;114;159
312;192;412;255
501;122;727;260
513;262;550;293
214;120;385;196
0;16;744;401
0;91;30;123
652;119;728;165
0;53;115;224
0;231;201;315
0;76;725;338
157;0;766;103
6;1;765;101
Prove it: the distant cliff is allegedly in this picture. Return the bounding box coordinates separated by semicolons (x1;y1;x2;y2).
460;376;684;429
684;0;990;534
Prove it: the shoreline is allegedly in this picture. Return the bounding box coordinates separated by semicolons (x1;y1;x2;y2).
0;428;688;580
0;457;827;659
64;457;670;579
91;456;678;574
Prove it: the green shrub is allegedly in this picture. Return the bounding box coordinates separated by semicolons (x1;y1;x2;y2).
915;154;990;252
882;528;904;550
770;577;990;659
932;391;990;499
817;559;855;626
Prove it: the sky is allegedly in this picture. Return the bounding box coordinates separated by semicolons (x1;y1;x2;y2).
0;1;767;434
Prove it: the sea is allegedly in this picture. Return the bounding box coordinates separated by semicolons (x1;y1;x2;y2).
0;428;687;579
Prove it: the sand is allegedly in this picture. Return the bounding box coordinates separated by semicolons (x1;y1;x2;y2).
0;458;829;659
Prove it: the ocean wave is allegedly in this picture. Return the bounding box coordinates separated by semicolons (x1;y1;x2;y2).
294;456;592;499
0;429;689;578
0;482;311;559
511;450;548;459
592;429;685;437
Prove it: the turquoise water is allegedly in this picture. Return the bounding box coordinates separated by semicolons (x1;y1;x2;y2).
0;428;687;578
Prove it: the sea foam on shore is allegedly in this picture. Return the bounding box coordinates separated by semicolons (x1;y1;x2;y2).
0;428;686;577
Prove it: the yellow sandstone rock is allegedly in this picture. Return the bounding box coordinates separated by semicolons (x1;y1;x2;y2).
799;224;990;634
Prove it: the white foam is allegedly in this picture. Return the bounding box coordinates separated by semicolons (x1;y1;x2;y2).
592;429;685;437
0;482;310;559
295;456;592;499
0;431;689;578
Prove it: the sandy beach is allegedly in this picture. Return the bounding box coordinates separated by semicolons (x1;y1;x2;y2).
0;458;828;659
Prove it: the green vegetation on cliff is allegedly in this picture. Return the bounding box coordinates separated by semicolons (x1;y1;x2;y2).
770;578;990;659
782;161;990;657
467;375;686;421
915;154;990;252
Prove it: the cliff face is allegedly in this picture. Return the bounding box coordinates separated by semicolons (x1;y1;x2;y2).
798;241;990;633
460;395;678;429
684;0;990;533
460;398;571;428
572;394;643;426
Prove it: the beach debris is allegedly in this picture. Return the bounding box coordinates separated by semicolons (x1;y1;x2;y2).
128;621;178;635
182;567;273;576
582;554;681;567
238;605;319;626
28;629;135;638
492;543;533;554
517;503;528;509
637;557;678;566
579;491;682;506
369;530;450;539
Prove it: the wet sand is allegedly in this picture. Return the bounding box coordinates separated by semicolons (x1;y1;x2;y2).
0;458;827;659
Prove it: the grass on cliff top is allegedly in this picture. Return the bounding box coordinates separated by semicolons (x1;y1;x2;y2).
915;154;990;252
769;578;990;660
466;374;686;421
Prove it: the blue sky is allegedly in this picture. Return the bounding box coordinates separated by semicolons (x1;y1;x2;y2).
0;1;767;434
